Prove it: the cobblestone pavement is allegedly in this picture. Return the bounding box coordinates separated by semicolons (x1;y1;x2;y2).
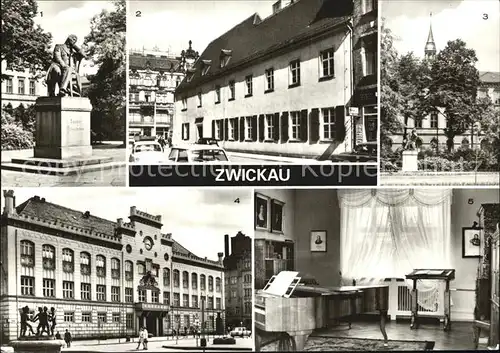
1;148;126;187
380;172;500;186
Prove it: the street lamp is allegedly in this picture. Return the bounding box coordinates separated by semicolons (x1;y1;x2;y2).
200;290;206;351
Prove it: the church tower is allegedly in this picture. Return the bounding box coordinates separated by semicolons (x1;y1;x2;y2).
424;12;436;61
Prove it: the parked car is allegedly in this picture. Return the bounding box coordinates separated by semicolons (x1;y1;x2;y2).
129;141;165;163
167;145;230;163
196;138;219;146
229;327;251;338
330;141;377;162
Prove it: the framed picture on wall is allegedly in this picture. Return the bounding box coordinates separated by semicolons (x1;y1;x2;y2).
310;230;327;252
271;199;284;234
255;193;270;230
462;227;482;258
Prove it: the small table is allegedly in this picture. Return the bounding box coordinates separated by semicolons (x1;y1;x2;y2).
405;269;455;331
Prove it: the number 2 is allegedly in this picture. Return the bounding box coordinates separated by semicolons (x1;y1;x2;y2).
136;10;142;17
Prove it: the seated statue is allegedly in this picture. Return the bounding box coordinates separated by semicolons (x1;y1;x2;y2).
45;34;86;97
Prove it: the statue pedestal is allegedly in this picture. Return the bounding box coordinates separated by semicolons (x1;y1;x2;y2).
10;337;64;353
34;96;93;159
402;150;419;172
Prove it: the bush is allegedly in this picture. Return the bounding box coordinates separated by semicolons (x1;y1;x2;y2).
1;123;34;150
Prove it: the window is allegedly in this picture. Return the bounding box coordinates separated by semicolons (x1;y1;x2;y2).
220;53;231;68
265;68;274;92
289;111;301;140
96;285;106;301
202;63;211;76
18;78;25;94
138;263;145;275
362;0;375;13
215;120;223;140
245;302;252;314
152;291;159;303
111;286;120;302
228;80;235;100
414;119;422;128
197;92;202;107
245;75;253;97
6;77;13;93
182;97;187;110
20;240;34;267
173;293;180;306
98;313;107;324
289;60;301;86
20;276;34;295
231;290;237;298
265;114;275;140
138;289;146;302
244;274;252;283
320;49;334;78
125;261;133;281
63;281;74;299
192;295;198;308
181;123;190;140
163;268;170;286
244;288;252;298
230;276;237;284
183;294;189;307
228;119;235;140
126;313;134;329
42;245;55;270
182;271;189;289
62;249;74;273
82;312;91;322
216;278;221;292
64;312;74;322
163;291;170;305
81;283;91;300
363;37;377;76
245;116;253;140
200;275;206;290
111;258;120;279
191;273;197;290
173;270;180;287
208;296;214;309
80;252;91;275
430;112;438;128
96;255;106;277
321;108;336;140
215;85;221;103
112;313;120;323
43;279;55;297
208;276;214;292
125;287;133;303
29;80;36;95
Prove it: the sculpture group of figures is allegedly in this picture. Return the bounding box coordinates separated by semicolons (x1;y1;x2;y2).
44;34;86;97
19;306;57;338
402;128;420;151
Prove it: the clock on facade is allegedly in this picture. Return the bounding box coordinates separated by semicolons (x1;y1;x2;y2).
144;237;153;250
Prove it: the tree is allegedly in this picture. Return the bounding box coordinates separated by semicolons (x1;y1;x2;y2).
1;0;52;79
476;96;499;168
83;0;126;142
425;39;480;151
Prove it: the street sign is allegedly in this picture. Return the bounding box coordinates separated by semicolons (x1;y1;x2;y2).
349;107;359;116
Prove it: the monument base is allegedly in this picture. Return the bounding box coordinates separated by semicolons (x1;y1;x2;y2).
10;337;65;353
402;150;419;172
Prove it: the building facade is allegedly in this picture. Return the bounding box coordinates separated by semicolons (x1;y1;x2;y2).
128;50;185;138
223;232;252;330
173;0;378;159
0;191;224;342
1;61;45;108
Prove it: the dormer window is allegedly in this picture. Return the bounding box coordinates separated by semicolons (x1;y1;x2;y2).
201;60;212;76
186;68;196;82
220;49;232;68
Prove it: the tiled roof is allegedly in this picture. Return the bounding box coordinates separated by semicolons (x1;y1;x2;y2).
129;53;182;72
479;71;500;84
176;0;351;94
16;196;117;235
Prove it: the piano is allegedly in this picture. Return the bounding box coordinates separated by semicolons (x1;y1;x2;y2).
254;271;389;351
405;268;455;331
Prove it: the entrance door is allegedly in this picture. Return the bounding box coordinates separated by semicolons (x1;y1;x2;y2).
146;314;157;336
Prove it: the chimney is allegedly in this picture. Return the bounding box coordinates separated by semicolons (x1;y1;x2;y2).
217;252;224;264
224;234;230;257
272;0;281;14
83;211;90;219
130;206;137;215
117;218;123;227
3;190;16;215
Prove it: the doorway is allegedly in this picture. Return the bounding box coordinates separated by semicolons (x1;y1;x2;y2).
146;314;157;336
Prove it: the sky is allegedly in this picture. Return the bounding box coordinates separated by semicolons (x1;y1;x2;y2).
34;0;116;75
382;0;500;72
128;0;275;55
1;188;252;261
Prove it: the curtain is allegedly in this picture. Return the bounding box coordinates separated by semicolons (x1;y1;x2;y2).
338;189;452;311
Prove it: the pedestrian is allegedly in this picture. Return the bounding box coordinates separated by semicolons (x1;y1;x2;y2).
55;331;62;339
64;329;72;348
142;327;149;350
136;327;144;350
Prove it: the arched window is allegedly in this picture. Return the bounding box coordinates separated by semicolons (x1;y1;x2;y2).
208;276;214;292
191;273;198;290
182;271;189;289
111;258;120;279
42;244;55;270
200;274;206;291
215;277;221;292
138;263;145;275
62;248;74;273
173;270;180;288
96;255;106;277
20;240;34;267
80;252;91;275
125;261;133;281
163;268;170;286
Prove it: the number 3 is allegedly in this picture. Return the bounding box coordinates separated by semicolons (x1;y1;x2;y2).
483;13;488;20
